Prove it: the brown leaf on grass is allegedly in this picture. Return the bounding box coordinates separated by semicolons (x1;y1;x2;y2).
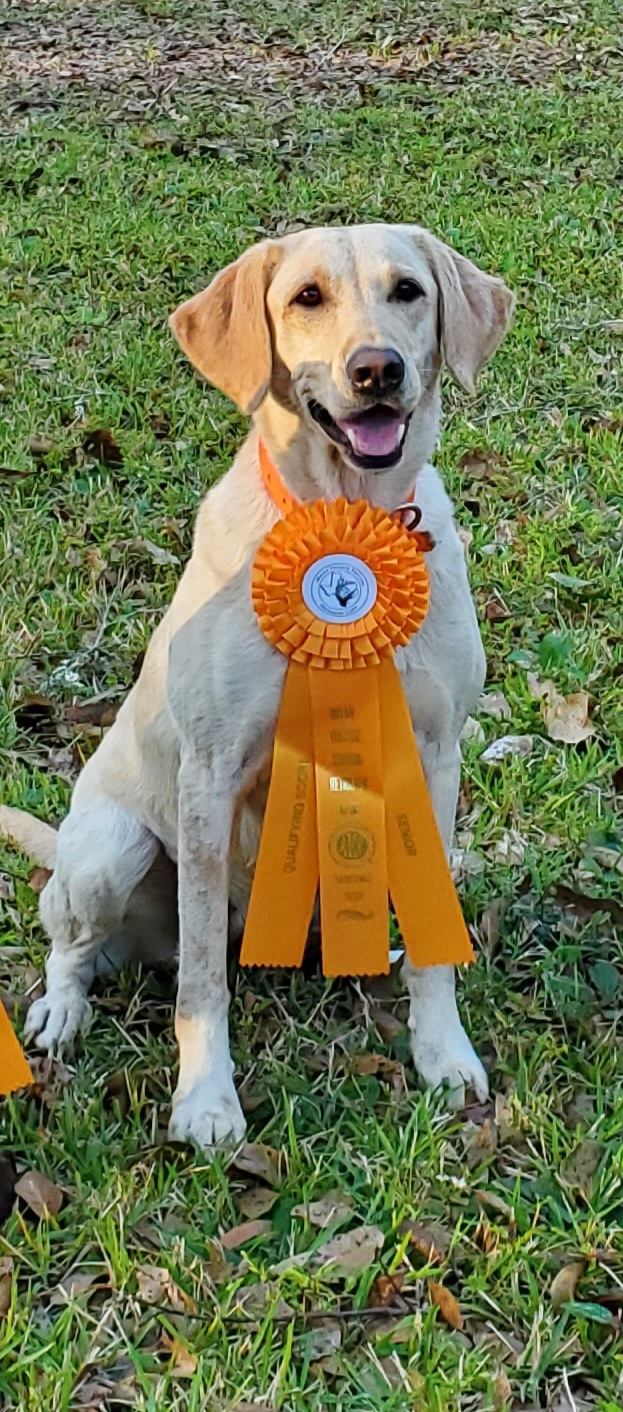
560;1140;603;1193
0;1156;17;1222
49;1269;109;1306
459;449;506;479
428;1280;463;1330
231;1281;294;1322
304;1319;342;1359
464;1118;498;1170
550;1260;585;1310
62;699;119;730
291;1189;354;1229
484;595;511;623
541;685;595;744
83;428;123;467
27;866;52;894
399;1220;452;1262
230;1142;283;1187
237;1186;278;1219
0;1257;13;1318
15;1169;63;1218
370;1005;404;1043
135;1264;197;1314
481;734;533;763
0;466;32;481
475;1190;516;1226
28;434;55;456
14;694;56;732
492;1370;513;1409
555;885;623;929
313;1224;384;1278
478;691;511;721
160;1332;198;1377
204;1240;230;1287
350;1052;404;1085
220;1219;273;1250
367;1272;406;1308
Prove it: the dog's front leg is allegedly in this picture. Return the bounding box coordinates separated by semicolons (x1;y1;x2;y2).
403;739;488;1109
169;748;246;1151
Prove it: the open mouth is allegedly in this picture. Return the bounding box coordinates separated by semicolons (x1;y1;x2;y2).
308;400;411;471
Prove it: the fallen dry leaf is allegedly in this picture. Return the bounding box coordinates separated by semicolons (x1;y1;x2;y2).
220;1218;273;1250
304;1319;342;1359
313;1224;384;1278
550;1260;585;1310
370;1006;404;1043
492;1370;513;1409
28;434;55;456
0;1256;13;1318
478;691;511;721
140;538;180;567
291;1189;353;1229
238;1186;279;1220
428;1280;463;1330
541;685;595;744
459;449;506;479
475;1189;515;1225
15;1169;63;1218
367;1272;406;1308
135;1264;197;1314
481;734;533;763
49;1269;109;1306
204;1239;230;1286
83;428;123;467
400;1220;452;1262
231;1281;294;1322
230;1142;283;1187
464;1118;498;1170
160;1332;198;1377
493;829;526;866
484;596;511;623
560;1140;603;1194
62;699;119;730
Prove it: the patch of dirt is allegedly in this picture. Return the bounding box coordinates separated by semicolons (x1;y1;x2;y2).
0;0;618;128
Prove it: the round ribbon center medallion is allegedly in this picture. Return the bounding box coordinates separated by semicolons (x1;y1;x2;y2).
302;552;377;625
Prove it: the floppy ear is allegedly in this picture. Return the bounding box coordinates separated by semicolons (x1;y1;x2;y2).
169;241;281;414
423;234;515;394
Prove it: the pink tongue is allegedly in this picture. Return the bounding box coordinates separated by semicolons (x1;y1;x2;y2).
337;411;405;458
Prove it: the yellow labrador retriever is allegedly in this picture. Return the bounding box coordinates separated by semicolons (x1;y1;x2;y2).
2;224;514;1151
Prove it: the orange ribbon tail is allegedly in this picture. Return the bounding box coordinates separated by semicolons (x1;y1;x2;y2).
0;1003;33;1096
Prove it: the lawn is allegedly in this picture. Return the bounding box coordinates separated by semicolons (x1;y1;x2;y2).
1;1;623;1408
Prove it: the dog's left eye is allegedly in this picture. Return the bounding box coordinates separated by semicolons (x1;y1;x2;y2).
392;279;424;303
294;285;323;308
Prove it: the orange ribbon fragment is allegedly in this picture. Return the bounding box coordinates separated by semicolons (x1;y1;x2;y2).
0;1003;33;1096
240;498;474;977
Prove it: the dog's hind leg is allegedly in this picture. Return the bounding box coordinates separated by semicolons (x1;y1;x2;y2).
25;802;159;1054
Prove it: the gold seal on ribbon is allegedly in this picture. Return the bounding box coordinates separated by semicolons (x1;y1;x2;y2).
240;498;475;977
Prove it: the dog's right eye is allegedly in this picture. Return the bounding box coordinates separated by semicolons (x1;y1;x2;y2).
293;285;323;308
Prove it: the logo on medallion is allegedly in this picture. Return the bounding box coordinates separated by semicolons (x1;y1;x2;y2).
302;553;378;625
329;826;374;865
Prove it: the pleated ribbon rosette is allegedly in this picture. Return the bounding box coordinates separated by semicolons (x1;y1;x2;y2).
240;498;475;977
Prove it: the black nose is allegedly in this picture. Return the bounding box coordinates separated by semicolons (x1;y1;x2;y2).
346;346;405;396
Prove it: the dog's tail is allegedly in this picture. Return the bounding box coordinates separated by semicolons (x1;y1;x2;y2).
0;805;58;869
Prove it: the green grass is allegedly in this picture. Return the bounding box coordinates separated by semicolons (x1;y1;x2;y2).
1;1;623;1407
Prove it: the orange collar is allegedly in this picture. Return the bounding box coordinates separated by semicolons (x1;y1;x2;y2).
258;438;430;543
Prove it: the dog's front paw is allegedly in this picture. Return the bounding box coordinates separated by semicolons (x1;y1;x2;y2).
410;1017;488;1110
169;1080;247;1151
24;991;92;1054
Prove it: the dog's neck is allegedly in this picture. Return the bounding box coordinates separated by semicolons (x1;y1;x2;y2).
253;383;442;513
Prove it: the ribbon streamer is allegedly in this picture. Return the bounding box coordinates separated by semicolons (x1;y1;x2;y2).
240;497;474;977
0;1004;33;1096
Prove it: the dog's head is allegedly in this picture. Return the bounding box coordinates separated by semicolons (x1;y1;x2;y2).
170;225;514;477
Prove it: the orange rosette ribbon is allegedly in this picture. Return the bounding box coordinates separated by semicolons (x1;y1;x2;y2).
240;498;475;978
